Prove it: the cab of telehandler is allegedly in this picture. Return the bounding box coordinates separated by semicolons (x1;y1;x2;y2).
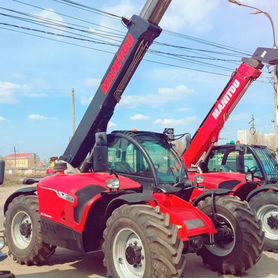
91;130;194;200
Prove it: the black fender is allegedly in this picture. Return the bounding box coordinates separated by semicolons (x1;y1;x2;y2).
81;191;154;252
192;189;233;207
4;187;37;214
246;184;278;202
104;192;154;219
232;181;259;201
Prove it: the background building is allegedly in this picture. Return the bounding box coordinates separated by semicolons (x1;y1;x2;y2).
237;130;275;151
4;153;40;170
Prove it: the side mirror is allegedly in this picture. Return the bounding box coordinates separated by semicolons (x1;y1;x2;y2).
0;160;5;185
93;132;109;172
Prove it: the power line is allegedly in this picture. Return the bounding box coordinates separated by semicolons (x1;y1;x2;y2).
10;1;247;59
47;0;251;55
0;6;123;40
0;24;270;84
52;0;121;20
144;59;231;77
0;18;239;72
2;1;271;82
2;7;241;66
0;25;232;78
12;0;124;35
0;25;116;54
0;21;120;46
163;30;251;56
0;8;242;69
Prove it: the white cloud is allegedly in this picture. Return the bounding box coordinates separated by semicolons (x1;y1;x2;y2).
161;0;220;32
120;85;193;108
0;116;7;122
85;78;100;89
0;81;21;104
0;81;49;104
25;92;48;98
37;9;65;27
178;107;191;112
229;113;251;122
103;1;135;19
98;1;136;33
28;114;57;121
108;121;117;128
150;68;227;85
154;116;197;127
35;9;66;37
80;96;93;106
130;114;150;121
80;78;101;105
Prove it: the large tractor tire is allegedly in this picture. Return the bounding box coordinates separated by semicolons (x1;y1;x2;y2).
249;191;278;252
102;204;186;278
4;195;56;265
197;196;264;275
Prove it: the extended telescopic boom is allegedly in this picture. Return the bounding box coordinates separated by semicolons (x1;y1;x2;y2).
184;47;278;167
60;0;171;168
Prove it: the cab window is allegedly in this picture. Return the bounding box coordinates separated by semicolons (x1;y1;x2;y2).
108;137;151;176
207;151;225;172
207;150;241;173
244;153;263;178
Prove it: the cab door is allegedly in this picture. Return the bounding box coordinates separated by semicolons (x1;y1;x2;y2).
107;135;155;189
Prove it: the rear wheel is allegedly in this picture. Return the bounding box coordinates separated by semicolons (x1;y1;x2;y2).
249;191;278;252
102;204;186;278
197;196;264;275
4;195;56;265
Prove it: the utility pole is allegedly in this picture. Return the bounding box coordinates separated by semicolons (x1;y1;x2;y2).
249;115;256;135
274;66;278;153
13;146;16;170
229;0;277;151
72;88;76;135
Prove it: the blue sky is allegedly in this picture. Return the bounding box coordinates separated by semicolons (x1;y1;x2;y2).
0;0;277;159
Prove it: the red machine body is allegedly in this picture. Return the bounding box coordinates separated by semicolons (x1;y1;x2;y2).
37;173;141;233
37;172;216;244
188;172;261;201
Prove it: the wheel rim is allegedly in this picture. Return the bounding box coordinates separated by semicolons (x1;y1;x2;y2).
112;228;146;278
11;211;33;249
206;214;236;257
257;204;278;240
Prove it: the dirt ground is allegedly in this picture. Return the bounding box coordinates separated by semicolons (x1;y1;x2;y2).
0;185;277;278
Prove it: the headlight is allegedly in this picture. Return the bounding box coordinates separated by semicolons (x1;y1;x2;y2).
106;179;120;190
0;236;5;250
194;175;204;185
245;172;254;182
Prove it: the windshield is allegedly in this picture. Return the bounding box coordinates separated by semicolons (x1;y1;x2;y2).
253;147;278;182
138;135;186;184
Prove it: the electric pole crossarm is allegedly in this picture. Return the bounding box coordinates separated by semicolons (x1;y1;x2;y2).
61;0;171;168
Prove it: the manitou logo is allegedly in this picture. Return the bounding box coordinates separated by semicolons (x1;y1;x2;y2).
101;34;135;94
212;79;240;120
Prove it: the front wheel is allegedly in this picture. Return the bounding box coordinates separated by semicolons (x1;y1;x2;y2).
102;204;186;278
249;191;278;252
197;196;264;275
4;195;56;265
